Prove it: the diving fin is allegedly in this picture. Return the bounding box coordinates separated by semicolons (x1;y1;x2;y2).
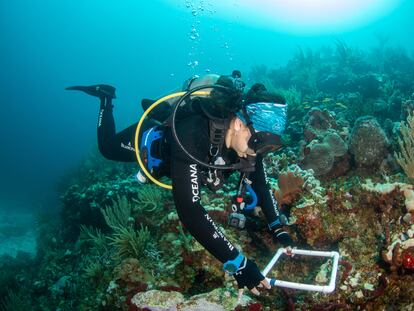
65;84;116;99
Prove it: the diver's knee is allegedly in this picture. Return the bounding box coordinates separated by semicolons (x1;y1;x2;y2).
98;145;117;161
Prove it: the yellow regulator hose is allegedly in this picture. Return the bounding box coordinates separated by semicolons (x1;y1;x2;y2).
134;91;209;189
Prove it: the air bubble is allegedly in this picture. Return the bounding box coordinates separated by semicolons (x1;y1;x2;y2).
189;26;199;41
187;60;199;69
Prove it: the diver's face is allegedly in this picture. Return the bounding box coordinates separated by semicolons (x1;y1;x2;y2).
227;118;256;158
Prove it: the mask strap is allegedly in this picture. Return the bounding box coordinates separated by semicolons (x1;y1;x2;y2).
241;104;256;137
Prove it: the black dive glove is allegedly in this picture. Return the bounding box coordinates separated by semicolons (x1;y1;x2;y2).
272;225;293;248
233;258;265;290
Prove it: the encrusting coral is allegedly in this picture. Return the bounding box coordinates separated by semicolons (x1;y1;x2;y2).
362;179;414;221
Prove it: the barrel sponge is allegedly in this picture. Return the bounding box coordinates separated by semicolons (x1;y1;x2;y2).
349;116;389;168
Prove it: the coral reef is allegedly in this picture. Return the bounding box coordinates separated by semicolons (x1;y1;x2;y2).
129;287;253;311
5;41;414;310
299;110;350;178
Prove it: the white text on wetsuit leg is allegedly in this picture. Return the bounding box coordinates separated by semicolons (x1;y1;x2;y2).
98;109;104;127
262;159;280;217
269;188;280;217
190;164;200;202
205;214;234;251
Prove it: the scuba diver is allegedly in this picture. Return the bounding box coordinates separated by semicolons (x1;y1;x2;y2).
66;71;294;296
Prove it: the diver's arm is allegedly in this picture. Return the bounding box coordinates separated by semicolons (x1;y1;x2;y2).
171;153;271;291
250;155;293;247
171;153;269;290
170;148;239;263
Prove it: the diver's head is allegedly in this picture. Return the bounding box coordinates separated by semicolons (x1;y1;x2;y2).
185;71;245;94
192;74;244;120
186;74;220;93
227;86;287;157
225;117;256;158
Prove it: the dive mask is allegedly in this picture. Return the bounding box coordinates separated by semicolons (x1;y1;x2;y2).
248;131;283;155
238;101;287;155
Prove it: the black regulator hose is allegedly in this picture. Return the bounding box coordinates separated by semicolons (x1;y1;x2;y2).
171;84;254;171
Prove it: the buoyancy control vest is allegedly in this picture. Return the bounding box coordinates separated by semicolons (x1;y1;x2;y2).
136;74;246;189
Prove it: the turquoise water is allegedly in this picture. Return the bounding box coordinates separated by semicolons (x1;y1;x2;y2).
1;1;414;309
0;0;413;211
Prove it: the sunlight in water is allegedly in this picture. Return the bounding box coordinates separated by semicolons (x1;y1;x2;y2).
169;0;403;34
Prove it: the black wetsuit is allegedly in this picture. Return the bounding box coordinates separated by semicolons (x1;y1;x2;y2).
97;98;286;264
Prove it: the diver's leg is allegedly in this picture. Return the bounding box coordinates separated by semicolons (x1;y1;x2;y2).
97;97;115;154
97;97;138;162
66;84;138;162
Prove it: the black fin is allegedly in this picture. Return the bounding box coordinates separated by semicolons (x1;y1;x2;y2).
66;84;116;99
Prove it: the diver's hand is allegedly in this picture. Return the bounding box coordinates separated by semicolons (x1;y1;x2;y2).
285;246;294;257
233;258;270;295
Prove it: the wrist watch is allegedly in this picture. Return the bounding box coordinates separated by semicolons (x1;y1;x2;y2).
223;253;245;275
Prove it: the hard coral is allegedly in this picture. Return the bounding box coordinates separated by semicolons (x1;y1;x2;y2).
293;203;335;247
129;288;253;311
339;260;353;284
129;290;184;311
362;179;414;222
113;258;151;292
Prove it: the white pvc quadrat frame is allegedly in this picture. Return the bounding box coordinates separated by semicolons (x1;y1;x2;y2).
262;248;340;293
